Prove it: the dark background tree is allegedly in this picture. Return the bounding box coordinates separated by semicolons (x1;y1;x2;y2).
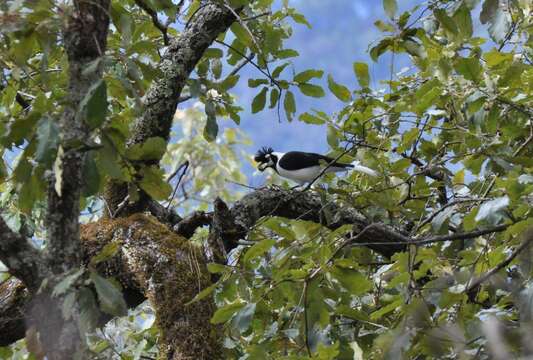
0;0;532;359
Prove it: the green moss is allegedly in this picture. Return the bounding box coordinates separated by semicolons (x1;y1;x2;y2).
81;214;221;360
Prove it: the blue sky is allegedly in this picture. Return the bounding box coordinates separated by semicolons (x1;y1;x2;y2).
226;0;415;155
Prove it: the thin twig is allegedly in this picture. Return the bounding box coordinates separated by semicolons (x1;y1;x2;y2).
242;11;271;21
215;40;275;85
302;146;355;191
166;161;189;209
133;0;169;45
302;280;312;357
414;198;490;233
465;227;533;293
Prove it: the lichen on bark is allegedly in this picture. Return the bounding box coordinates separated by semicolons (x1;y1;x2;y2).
81;214;221;360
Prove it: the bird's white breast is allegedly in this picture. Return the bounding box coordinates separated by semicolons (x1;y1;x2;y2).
276;164;322;184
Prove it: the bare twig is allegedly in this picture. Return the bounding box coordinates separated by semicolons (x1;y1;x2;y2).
133;0;170;45
242;11;271;21
167;160;189;209
414;198;489;233
302;280;312;357
465;227;533;293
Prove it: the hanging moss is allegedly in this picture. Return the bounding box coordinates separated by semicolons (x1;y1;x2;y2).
80;214;221;360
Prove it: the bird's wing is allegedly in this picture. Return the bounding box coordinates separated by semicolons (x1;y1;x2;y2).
279;152;352;170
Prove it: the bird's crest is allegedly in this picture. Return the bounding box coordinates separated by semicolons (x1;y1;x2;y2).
254;146;274;163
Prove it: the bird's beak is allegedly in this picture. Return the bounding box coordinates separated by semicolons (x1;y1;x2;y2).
258;163;267;171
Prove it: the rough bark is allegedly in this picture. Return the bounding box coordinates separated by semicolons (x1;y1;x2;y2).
2;215;221;359
0;278;28;346
82;215;221;359
105;1;239;214
0;187;511;353
0;217;43;290
28;0;111;358
207;187;407;258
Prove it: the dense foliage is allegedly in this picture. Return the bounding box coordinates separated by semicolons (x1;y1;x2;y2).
1;0;532;359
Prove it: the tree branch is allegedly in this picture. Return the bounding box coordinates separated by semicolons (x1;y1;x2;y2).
105;1;240;214
465;226;533;293
202;187;406;258
133;0;170;45
128;2;238;146
0;215;42;290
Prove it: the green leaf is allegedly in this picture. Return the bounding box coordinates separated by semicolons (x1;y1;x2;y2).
243;239;276;266
370;298;402;320
383;0;397;19
78;287;100;334
374;20;395;32
232;303;256;333
82;151;100;196
90;272;128;317
251;87;268;113
79;80;108;129
204;48;223;58
327;125;339;148
139;165;172;200
475;196;509;222
290;13;311;28
284;91;296;121
90;242;120;266
330;266;372;295
0;159;6;182
220;75;240;90
230;22;252;46
207;263;227;274
327;74;351;102
97;137;124;180
204;100;218;142
185;283;217;306
453;2;473;39
353;62;370;88
433;9;458;35
370;38;393;61
480;0;511;43
35;117;59;165
211;302;245;324
455;57;482;83
248;78;269;88
298;83;325;98
414;79;441;114
299;112;325;125
293;69;323;83
269;88;280;109
126;137;167;160
272;62;290;78
276;49;299;59
211;58;222;79
484;49;513;67
52;268;85;297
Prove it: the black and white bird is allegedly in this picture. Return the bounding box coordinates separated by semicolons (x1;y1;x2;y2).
254;147;377;185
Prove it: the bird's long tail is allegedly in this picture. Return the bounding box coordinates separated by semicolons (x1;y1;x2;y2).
349;161;378;177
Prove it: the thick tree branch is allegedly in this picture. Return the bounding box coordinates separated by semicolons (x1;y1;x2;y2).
128;2;237;146
106;1;240;214
205;187;406;258
0;277;28;346
0;215;220;359
0;216;42;290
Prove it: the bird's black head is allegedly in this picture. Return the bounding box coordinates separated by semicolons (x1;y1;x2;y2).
254;146;277;171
